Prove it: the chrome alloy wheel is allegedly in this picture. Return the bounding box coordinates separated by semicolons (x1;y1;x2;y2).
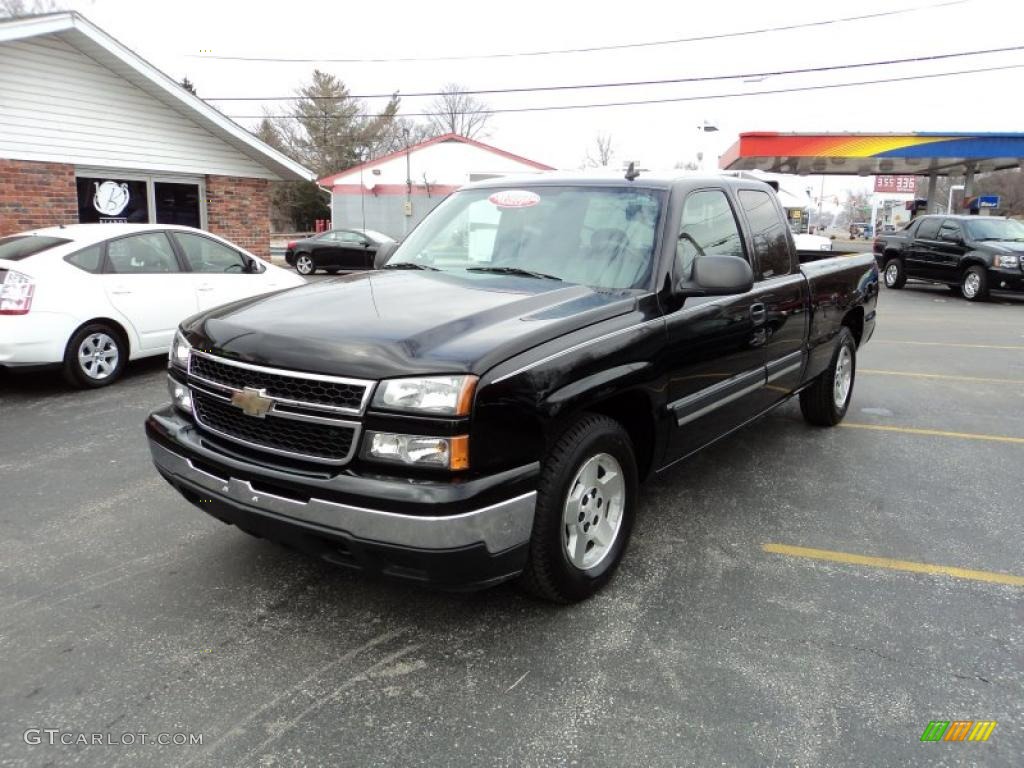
78;332;119;380
562;452;625;571
963;271;981;298
884;263;899;287
833;344;853;409
295;254;314;275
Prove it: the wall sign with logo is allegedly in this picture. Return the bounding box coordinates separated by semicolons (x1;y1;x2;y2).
873;175;917;194
77;177;150;224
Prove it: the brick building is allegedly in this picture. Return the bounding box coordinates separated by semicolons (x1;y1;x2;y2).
0;13;312;258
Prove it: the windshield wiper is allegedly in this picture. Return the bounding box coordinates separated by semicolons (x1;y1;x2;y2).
466;266;562;281
380;262;440;271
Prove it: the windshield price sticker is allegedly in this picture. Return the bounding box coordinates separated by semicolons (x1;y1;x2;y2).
488;190;540;209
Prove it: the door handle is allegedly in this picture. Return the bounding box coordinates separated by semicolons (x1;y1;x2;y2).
110;287;132;295
197;283;214;292
750;303;767;323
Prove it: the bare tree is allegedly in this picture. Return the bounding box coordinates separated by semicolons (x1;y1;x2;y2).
584;133;615;168
0;0;62;17
426;83;491;140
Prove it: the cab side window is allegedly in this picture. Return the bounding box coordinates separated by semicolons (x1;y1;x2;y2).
916;218;941;240
938;220;963;242
676;190;746;280
738;189;792;280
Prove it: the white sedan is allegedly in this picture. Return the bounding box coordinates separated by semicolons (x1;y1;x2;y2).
0;224;304;387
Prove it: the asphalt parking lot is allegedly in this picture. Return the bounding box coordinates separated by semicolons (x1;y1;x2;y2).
1;278;1022;767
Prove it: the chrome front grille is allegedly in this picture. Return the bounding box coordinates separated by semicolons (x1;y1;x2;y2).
185;352;371;466
188;351;372;414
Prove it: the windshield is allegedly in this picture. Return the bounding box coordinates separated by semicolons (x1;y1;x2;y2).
386;185;665;290
964;218;1024;241
0;235;72;260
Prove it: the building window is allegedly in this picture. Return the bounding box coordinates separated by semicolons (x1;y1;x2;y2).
75;170;205;228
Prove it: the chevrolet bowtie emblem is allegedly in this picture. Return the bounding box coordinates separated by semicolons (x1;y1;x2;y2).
230;387;273;418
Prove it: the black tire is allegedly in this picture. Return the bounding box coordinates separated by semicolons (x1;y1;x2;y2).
518;413;638;603
961;265;989;302
947;284;962;296
882;257;906;289
800;326;856;427
325;267;340;275
62;322;127;388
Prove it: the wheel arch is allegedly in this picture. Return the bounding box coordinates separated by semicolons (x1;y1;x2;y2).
841;305;865;347
574;389;658;482
68;317;134;357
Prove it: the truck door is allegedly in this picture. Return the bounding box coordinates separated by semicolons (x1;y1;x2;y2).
735;189;810;402
662;188;768;462
907;216;940;278
932;219;968;283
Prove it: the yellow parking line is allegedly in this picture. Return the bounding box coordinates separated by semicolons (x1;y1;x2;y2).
840;423;1024;444
762;543;1024;587
859;369;1024;385
874;340;1024;351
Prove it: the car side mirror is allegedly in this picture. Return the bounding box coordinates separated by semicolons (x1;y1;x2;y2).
676;254;754;297
373;241;399;269
245;257;262;273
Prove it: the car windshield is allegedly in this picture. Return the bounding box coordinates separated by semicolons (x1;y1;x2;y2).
385;185;665;290
0;235;72;260
964;218;1024;241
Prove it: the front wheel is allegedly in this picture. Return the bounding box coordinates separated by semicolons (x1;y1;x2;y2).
294;253;315;276
800;326;856;427
519;413;638;603
961;266;989;302
883;258;906;289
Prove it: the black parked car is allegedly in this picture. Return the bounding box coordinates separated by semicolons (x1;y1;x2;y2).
285;228;395;275
874;215;1024;301
149;174;878;602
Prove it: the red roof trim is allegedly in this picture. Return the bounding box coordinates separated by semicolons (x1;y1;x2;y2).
318;133;554;185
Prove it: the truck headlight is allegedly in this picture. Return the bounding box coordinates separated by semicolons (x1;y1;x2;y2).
372;375;476;416
363;431;469;470
169;330;191;370
167;375;193;413
994;254;1020;269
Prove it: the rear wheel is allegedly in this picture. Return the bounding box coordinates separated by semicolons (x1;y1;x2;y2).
295;253;315;276
800;327;856;427
519;413;638;603
883;258;906;289
961;266;988;302
62;323;127;388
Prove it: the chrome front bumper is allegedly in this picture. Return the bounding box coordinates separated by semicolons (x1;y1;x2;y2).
149;441;537;554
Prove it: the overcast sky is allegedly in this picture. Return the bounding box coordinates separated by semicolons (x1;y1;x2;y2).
65;0;1022;202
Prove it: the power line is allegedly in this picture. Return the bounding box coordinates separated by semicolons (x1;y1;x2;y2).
204;44;1024;101
190;0;968;63
224;62;1024;120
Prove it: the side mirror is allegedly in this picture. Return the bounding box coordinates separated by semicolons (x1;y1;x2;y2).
373;241;400;269
677;255;754;297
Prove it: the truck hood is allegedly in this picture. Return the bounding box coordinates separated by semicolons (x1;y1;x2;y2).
184;270;637;379
974;240;1024;254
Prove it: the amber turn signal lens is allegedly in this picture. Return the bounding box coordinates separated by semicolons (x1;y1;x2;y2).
455;378;477;417
449;435;470;470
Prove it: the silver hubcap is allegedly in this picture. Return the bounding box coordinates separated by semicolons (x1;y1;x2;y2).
884;263;899;286
562;453;625;571
78;332;119;380
833;344;853;408
296;255;313;274
963;272;980;298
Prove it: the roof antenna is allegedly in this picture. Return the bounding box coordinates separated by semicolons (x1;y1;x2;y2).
624;161;640;182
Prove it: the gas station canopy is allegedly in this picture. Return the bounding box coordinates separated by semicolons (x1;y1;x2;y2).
720;132;1024;176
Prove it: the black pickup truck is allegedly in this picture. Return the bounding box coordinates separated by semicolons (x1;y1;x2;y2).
147;173;878;602
874;214;1024;301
